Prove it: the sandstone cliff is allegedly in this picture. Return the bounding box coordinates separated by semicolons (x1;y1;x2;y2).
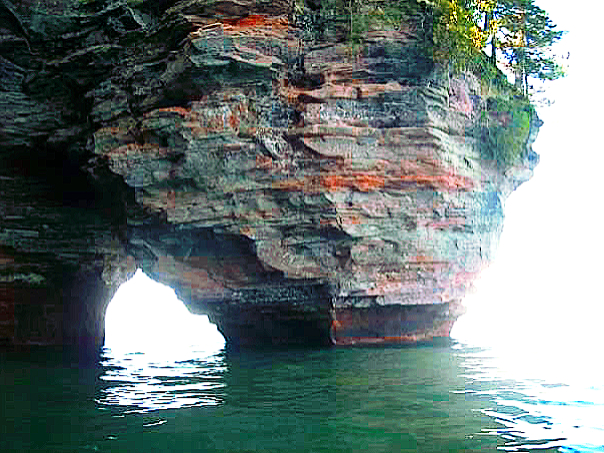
0;0;540;347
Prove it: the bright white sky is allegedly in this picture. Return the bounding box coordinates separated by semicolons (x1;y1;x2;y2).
452;0;604;356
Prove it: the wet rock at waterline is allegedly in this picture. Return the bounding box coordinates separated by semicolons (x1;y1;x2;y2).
0;0;539;347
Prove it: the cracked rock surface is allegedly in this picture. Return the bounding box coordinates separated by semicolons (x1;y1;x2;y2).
0;0;539;347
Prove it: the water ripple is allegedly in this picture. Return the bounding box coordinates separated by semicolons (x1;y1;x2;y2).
96;345;227;413
455;343;604;452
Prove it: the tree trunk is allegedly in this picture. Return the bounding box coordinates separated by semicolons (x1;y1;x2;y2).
484;11;497;66
490;35;497;66
515;10;528;96
514;50;526;94
514;65;523;91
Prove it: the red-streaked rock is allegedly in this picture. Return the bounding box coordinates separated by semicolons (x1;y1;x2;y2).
0;0;540;348
333;302;465;345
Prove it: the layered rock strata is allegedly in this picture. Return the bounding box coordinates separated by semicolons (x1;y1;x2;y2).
0;0;539;348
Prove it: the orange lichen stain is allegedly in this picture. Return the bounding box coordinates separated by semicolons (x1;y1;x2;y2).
321;172;384;192
454;175;475;190
274;172;386;193
233;15;270;27
155;106;191;118
442;174;474;190
221;14;289;30
405;255;450;274
321;174;349;191
398;173;474;191
410;255;434;264
274;168;474;194
354;174;384;192
272;178;313;192
186;118;230;137
345;215;362;225
228;113;240;129
398;158;476;191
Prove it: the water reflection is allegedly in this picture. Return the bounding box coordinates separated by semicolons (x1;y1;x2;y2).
98;268;229;414
452;342;604;453
96;343;227;413
4;339;602;452
95;336;604;451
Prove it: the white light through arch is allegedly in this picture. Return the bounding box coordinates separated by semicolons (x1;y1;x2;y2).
99;269;226;413
104;269;225;355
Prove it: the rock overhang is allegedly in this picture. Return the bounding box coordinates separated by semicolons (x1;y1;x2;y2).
0;0;540;348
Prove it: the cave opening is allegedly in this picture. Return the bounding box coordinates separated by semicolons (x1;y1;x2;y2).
99;269;226;412
104;269;225;356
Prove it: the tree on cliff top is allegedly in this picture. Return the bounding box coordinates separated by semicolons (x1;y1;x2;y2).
305;0;564;97
446;0;565;96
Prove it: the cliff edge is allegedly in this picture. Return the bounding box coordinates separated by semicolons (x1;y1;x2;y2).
0;0;540;347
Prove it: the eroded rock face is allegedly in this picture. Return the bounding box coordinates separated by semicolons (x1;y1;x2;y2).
0;0;539;348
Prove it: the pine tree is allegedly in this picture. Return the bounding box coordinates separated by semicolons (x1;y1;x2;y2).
473;0;564;96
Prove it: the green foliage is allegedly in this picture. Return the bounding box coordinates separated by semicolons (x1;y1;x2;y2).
347;0;424;43
299;0;551;167
309;0;425;45
431;0;484;59
467;0;565;95
340;0;565;97
315;0;486;74
479;94;533;166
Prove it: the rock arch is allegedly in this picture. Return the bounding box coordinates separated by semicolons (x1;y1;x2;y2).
0;0;540;351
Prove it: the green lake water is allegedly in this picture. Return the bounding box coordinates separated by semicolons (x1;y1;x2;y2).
2;338;603;453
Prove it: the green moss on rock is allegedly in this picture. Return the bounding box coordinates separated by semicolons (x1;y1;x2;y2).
480;95;533;166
